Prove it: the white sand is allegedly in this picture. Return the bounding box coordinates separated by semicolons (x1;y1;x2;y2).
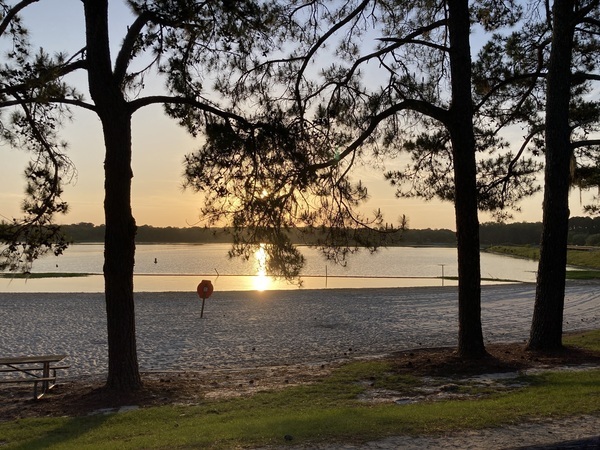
0;282;598;378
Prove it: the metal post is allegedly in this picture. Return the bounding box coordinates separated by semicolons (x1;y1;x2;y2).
439;264;445;286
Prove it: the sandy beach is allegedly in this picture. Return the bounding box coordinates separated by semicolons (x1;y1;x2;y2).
1;281;599;449
1;281;598;378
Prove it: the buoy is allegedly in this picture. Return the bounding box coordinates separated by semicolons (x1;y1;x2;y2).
197;280;214;318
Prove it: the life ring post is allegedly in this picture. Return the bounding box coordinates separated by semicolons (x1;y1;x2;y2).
196;280;214;318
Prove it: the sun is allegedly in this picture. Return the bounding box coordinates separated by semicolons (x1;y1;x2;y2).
253;243;272;291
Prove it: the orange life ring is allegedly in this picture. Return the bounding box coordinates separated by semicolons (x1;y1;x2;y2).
197;280;214;299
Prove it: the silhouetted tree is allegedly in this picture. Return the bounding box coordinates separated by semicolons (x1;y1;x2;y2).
0;0;76;270
474;0;600;351
529;0;600;351
2;0;279;391
184;0;540;358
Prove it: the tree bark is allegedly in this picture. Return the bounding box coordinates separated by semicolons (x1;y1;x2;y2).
83;0;142;390
528;0;575;352
447;0;486;358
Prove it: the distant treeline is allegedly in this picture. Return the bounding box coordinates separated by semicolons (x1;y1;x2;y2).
60;223;233;244
59;216;600;247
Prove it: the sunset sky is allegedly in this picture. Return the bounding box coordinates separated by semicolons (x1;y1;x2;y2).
0;1;596;231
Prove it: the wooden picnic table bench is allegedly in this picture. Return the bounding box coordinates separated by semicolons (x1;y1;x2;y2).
0;354;69;400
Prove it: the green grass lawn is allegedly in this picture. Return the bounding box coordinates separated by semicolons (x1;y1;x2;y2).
486;245;600;277
1;330;599;449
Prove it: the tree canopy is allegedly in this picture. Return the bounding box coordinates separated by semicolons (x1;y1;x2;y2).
1;0;287;390
180;0;545;357
0;0;77;271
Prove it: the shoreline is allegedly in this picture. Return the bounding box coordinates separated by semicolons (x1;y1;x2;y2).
0;273;532;294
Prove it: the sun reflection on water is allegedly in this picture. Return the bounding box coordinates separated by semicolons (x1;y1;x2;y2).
253;244;272;291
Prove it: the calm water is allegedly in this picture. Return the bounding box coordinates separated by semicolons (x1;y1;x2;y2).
0;244;541;293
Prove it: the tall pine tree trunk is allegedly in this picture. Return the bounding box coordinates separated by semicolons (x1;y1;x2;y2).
528;0;575;352
102;112;141;391
84;0;142;390
447;0;486;358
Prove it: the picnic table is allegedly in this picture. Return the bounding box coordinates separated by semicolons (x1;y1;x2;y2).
0;354;69;399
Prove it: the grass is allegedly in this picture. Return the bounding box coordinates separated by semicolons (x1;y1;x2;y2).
0;273;90;279
565;329;600;352
1;332;599;449
487;245;541;261
445;276;519;283
565;270;600;280
486;245;600;277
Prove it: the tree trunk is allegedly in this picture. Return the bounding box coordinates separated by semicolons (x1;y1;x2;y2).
447;0;486;358
83;0;142;390
528;0;575;352
102;115;141;391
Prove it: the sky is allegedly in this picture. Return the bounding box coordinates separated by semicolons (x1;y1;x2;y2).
0;1;597;231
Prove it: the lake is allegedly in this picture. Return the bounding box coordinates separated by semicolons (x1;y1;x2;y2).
0;244;541;293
